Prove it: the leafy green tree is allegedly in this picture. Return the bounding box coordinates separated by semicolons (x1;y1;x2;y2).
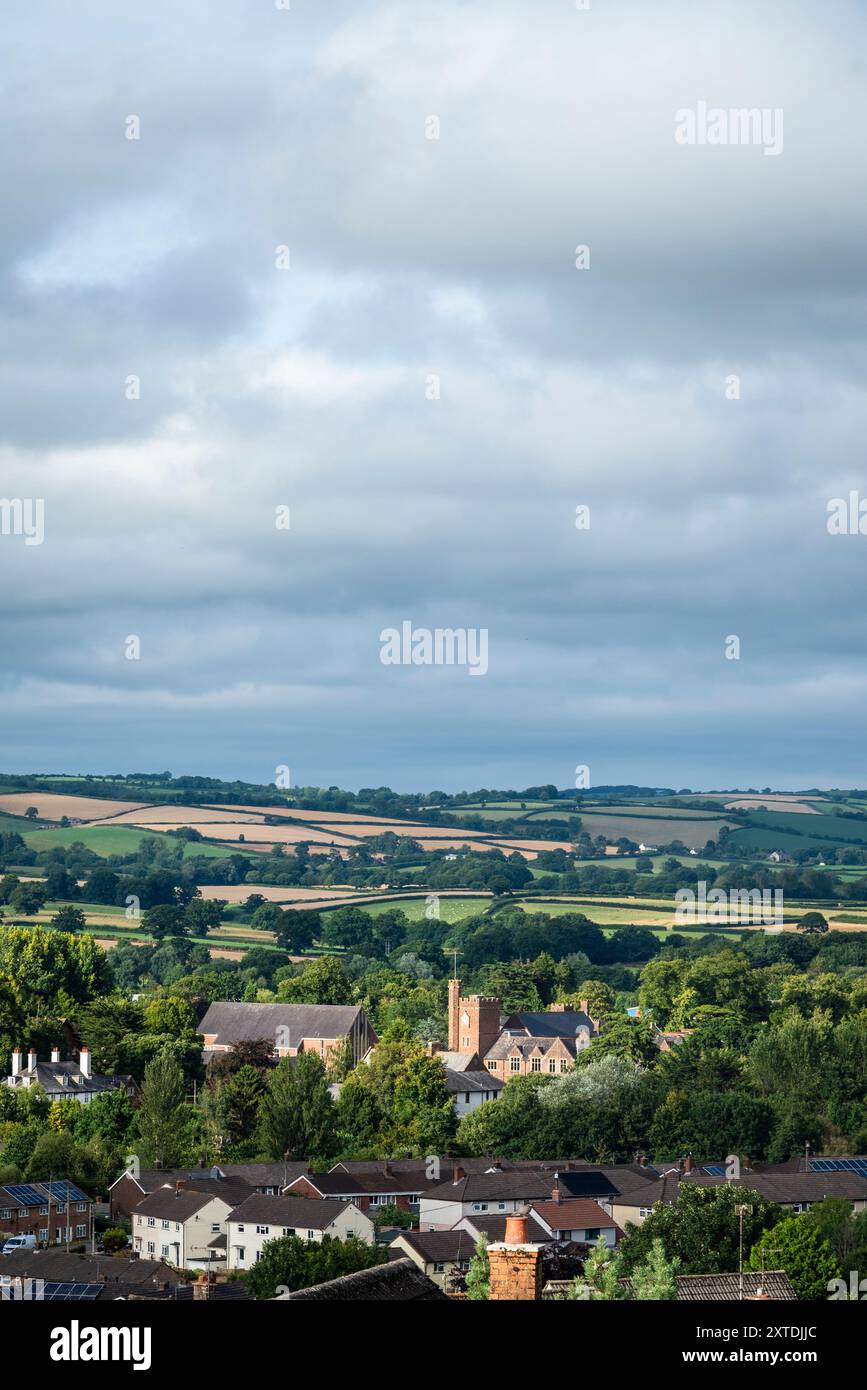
257;1053;336;1161
219;1064;266;1156
748;1216;840;1300
244;1233;387;1299
276;955;353;1005
630;1237;680;1299
618;1184;780;1276
135;1052;188;1167
50;905;87;934
273;909;319;955
797;911;829;935
183;897;225;937
465;1233;490;1300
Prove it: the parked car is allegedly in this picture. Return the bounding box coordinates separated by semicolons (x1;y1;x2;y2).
1;1234;38;1254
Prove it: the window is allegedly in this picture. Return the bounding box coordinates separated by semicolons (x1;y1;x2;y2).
76;1224;87;1238
509;1056;520;1073
486;1060;497;1070
585;1228;600;1240
548;1060;556;1073
0;1209;10;1219
307;1230;316;1240
497;1202;506;1210
147;1241;155;1254
472;1202;489;1212
39;1205;49;1215
639;1208;652;1218
162;1220;170;1230
237;1223;245;1232
531;1058;541;1072
464;1092;470;1103
211;1222;220;1233
39;1228;49;1241
559;1060;568;1073
147;1216;155;1227
161;1244;169;1257
256;1225;270;1235
237;1247;246;1262
77;1202;87;1212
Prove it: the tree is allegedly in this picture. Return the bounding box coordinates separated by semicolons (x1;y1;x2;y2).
219;1064;266;1156
748;1215;840;1300
183;897;225;938
24;807;39;821
273;909;319;955
630;1237;679;1300
276;955;353;1005
135;1052;188;1167
244;1233;387;1299
50;906;87;934
797;911;829;935
618;1184;780;1276
465;1233;490;1300
257;1053;336;1160
143;904;184;940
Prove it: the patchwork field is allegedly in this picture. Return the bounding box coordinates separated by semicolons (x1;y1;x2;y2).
0;793;148;821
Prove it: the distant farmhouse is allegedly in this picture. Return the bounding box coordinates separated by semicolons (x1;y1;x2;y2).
4;1047;137;1106
444;979;599;1081
198;1001;376;1067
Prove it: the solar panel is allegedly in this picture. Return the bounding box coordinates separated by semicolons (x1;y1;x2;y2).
3;1184;45;1206
702;1165;726;1175
810;1158;867;1174
39;1282;104;1301
42;1180;87;1202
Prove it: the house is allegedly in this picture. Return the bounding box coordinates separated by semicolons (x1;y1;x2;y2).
0;1248;184;1301
4;1047;137;1106
224;1193;374;1271
198;1001;376;1067
609;1167;867;1230
768;850;793;863
130;1183;242;1269
274;1256;446;1301
108;1161;309;1221
0;1181;93;1247
419;1163;642;1230
446;979;598;1082
443;1067;504;1117
389;1228;479;1289
530;1195;619;1246
288;1164;430;1215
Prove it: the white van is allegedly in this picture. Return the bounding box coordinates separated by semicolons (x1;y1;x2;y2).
1;1235;38;1254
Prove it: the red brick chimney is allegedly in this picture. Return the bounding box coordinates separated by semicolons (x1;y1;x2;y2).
175;1180;187;1193
683;1154;695;1174
488;1206;543;1301
550;1180;561;1204
452;1164;465;1184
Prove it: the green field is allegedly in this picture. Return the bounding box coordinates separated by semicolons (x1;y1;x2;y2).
320;894;488;924
22;824;236;859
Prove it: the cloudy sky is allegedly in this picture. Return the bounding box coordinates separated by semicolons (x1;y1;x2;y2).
2;0;866;792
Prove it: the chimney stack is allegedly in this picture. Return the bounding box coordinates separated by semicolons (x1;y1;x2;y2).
192;1273;210;1301
488;1206;542;1301
175;1180;187;1194
79;1046;91;1079
683;1153;695;1174
11;1049;21;1078
452;1164;465;1184
51;1046;60;1064
27;1048;37;1073
551;1178;561;1204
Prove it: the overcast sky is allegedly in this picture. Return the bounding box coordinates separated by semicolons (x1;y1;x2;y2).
1;0;866;793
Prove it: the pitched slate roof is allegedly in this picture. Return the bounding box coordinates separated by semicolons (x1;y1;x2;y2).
423;1171;555;1203
15;1061;135;1098
459;1213;551;1244
132;1187;233;1222
483;1034;579;1062
198;1001;365;1047
0;1249;183;1288
614;1170;867;1208
436;1052;481;1071
395;1229;479;1264
227;1193;354;1229
443;1068;504;1095
291;1171;430;1198
504;1010;595;1038
276;1257;447;1301
530;1198;617;1232
622;1271;797;1301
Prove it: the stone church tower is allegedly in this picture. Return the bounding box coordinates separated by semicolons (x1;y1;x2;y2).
448;978;502;1059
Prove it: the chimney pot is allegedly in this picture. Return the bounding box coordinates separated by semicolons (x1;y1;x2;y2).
504;1204;530;1244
